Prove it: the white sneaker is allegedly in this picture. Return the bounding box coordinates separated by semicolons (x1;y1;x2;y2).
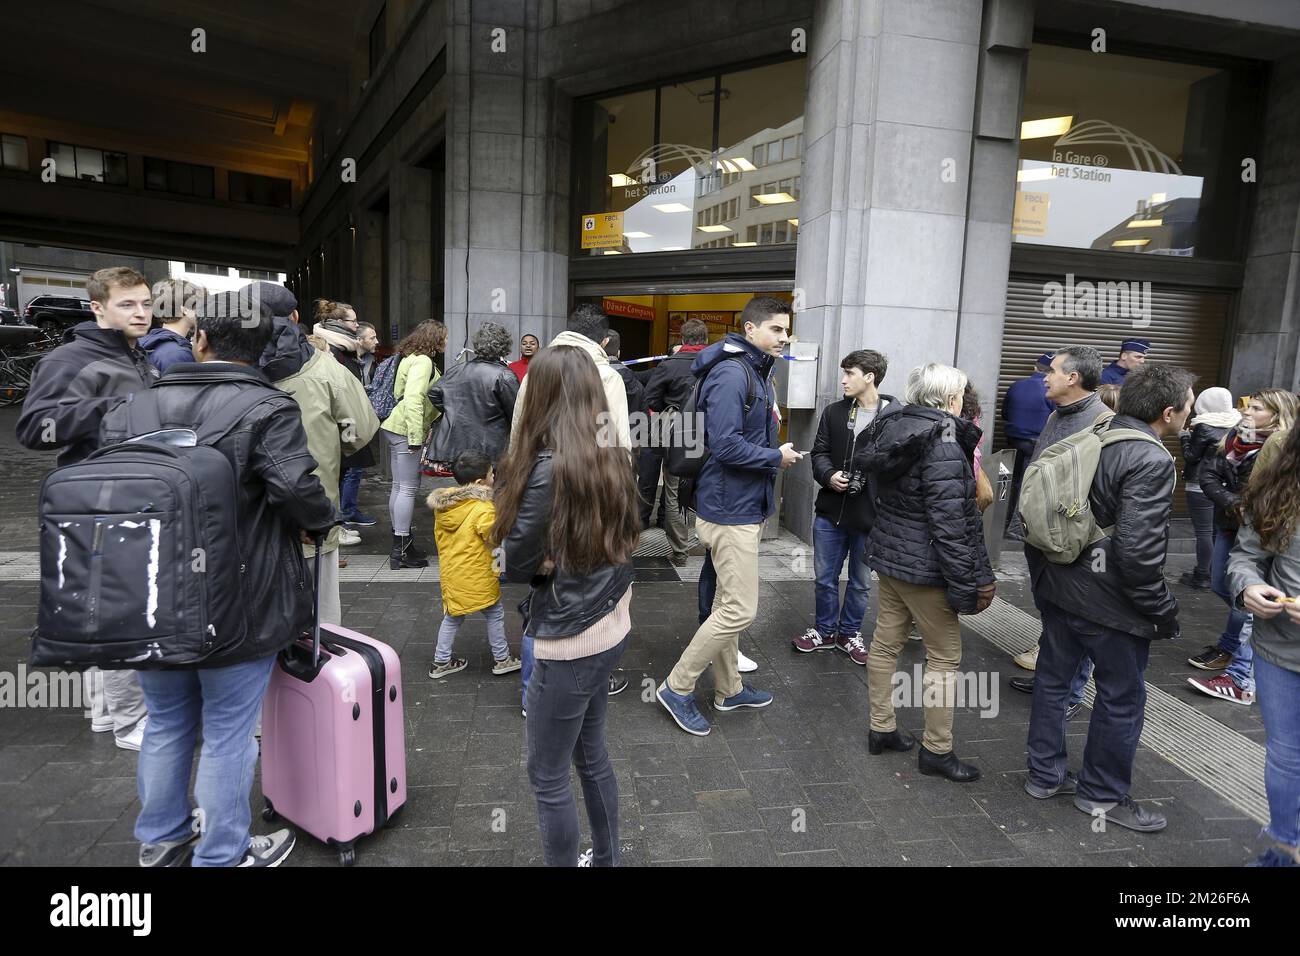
90;715;114;733
578;848;593;867
737;650;758;674
115;717;148;752
1014;645;1039;671
237;829;296;867
338;527;362;546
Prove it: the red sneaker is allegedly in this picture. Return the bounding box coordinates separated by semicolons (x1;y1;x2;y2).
834;630;869;666
791;628;835;652
1186;674;1254;706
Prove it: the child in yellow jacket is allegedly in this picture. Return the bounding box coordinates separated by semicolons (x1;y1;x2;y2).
427;451;521;679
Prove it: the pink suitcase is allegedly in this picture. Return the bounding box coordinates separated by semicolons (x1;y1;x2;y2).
260;549;406;866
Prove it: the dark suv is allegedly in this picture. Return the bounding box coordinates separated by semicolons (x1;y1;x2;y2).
23;295;94;340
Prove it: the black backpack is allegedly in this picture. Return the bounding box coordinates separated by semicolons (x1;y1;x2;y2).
31;388;276;670
664;352;765;481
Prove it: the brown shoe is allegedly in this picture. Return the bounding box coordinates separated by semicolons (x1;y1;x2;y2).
1188;646;1232;671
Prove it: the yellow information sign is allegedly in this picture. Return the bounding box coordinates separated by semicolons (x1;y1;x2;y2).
1013;191;1049;236
580;211;625;249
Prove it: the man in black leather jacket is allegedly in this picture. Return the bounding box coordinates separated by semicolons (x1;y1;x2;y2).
99;297;336;869
1024;364;1194;833
426;321;519;465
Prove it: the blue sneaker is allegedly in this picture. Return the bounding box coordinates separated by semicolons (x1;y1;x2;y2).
343;511;378;527
715;684;773;712
657;682;711;736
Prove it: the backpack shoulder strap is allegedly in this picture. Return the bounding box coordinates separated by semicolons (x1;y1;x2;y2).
1089;409;1116;434
1098;426;1174;460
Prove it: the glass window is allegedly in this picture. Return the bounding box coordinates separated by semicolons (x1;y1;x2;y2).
144;157;167;190
74;146;103;182
774;221;788;243
1016;42;1262;260
573;56;806;256
50;142;76;179
104;152;127;185
760;223;773;244
2;134;27;171
229;170;292;208
167;162;193;195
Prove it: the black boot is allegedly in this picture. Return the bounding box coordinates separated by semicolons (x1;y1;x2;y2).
389;534;428;570
868;729;915;755
406;535;428;561
917;744;981;782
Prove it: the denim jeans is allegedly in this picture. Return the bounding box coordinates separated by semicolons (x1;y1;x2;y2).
340;466;365;516
698;549;717;625
520;634;535;711
134;654;277;866
1225;617;1256;694
812;514;870;636
1212;529;1250;651
1254;654;1300;848
1029;566;1093;709
435;600;508;664
1185;489;1215;579
1028;601;1149;802
526;638;627;866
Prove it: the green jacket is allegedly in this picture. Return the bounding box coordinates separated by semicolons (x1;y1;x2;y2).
277;344;381;554
381;353;440;446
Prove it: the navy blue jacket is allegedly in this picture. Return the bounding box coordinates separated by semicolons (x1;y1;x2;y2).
141;326;195;375
1002;373;1053;441
693;334;782;525
1100;362;1128;386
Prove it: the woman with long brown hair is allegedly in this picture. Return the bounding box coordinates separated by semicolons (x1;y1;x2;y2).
493;346;640;867
1231;423;1300;866
380;319;446;568
1190;387;1298;705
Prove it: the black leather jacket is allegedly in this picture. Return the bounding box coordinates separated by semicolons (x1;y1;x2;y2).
499;450;633;639
1027;414;1180;639
1197;437;1258;534
1180;422;1229;484
100;362;337;667
427;357;519;464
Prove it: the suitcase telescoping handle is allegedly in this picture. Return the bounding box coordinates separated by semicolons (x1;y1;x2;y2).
311;532;324;669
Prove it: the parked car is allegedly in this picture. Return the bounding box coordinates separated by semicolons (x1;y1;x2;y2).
23;295;94;340
0;306;19;325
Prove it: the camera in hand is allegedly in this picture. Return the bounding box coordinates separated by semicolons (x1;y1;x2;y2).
845;470;867;496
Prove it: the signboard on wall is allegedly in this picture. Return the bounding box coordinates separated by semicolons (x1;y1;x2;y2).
580;211;624;249
1012;191;1050;236
603;297;655;321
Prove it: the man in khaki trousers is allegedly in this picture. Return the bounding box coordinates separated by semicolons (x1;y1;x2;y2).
657;297;803;737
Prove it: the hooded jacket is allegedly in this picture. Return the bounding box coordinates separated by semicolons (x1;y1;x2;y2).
812;394;896;532
856;403;994;612
608;357;645;417
1198;427;1261;534
427;356;519;464
511;330;631;452
381;353;440;447
428;483;500;616
140;326;196;375
692;333;782;526
17;321;159;466
266;325;380;555
99;362;336;668
1026;414;1180;639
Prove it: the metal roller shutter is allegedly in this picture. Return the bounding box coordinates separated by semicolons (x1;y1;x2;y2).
995;273;1234;515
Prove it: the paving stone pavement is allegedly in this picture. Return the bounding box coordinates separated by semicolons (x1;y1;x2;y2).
0;408;1271;866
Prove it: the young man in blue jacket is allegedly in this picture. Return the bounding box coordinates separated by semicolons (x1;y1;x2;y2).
657;296;802;736
140;278;204;374
1001;353;1054;530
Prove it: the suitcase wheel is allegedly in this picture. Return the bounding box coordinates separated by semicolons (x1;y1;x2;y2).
262;800;278;823
335;842;356;867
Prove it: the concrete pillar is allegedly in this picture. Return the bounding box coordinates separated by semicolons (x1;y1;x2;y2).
445;0;568;362
1229;53;1300;394
788;0;1024;541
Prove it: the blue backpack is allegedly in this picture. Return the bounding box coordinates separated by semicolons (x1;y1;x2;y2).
366;354;400;420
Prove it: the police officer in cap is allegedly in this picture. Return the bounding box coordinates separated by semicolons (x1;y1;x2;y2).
1100;338;1150;386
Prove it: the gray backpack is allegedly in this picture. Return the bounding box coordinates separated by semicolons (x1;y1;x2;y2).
1019;414;1172;564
